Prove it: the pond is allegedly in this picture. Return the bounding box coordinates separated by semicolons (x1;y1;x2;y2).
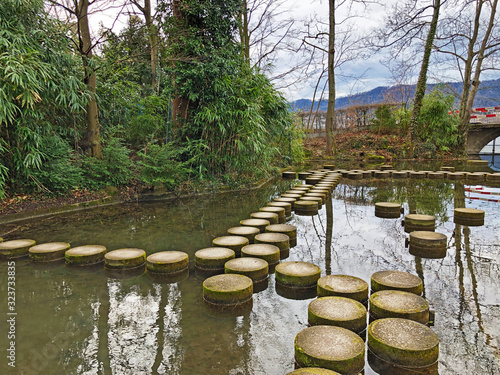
0;168;499;375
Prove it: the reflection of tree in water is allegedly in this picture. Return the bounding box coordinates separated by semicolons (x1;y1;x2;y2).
359;179;455;223
107;280;161;374
154;284;184;374
453;182;496;351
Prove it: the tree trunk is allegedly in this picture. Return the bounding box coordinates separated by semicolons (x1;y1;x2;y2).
144;0;159;92
79;0;102;158
171;0;190;134
325;0;336;156
239;0;250;65
458;0;497;153
409;0;441;142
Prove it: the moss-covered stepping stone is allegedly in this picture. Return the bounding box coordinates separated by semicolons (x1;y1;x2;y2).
347;171;363;180
275;197;297;209
212;235;249;257
309;188;330;197
404;214;436;233
282;193;303;200
240;218;271;232
305;177;323;185
454;208;485;226
374;171;390;179
295;325;365;374
300;196;323;208
441;166;455;172
295;200;319;216
303;192;326;204
195;247;235;272
241;244;280;267
227;226;260;243
409;231;447;259
250;211;279;224
276;261;321;288
368;318;439;368
375;202;401;218
267;201;292;217
259;206;286;223
65;245;107;266
146;251;189;274
292;186;311;193
104;248;146;269
369;290;429;324
467;159;488;165
467;172;488;183
427;171;445;179
392;171;408;179
308;296;367;333
409;171;426;179
254;232;290;256
371;270;423;295
286;368;341;375
447;172;468;180
29;242;70;262
0;239;36;259
317;275;369;303
203;273;253;305
265;224;297;247
225;257;268;282
282;171;297;179
486;172;500;182
298;172;312;180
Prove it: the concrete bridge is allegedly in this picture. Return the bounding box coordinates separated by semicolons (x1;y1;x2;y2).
467;122;500;155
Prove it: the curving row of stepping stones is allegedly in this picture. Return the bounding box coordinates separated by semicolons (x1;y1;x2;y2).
281;167;441;375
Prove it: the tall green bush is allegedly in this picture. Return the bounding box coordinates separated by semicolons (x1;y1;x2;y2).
0;0;88;197
370;105;397;134
416;89;458;151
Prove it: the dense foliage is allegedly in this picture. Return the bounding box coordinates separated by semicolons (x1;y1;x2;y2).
0;0;294;199
370;88;459;153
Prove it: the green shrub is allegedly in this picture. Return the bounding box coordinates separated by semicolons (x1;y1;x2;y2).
82;138;134;189
415;89;458;151
28;135;82;194
370;105;397;134
139;143;192;190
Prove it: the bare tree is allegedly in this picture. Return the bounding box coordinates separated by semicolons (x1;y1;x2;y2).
381;58;418;109
371;0;445;141
434;0;499;150
239;0;313;90
409;0;441;140
301;1;368;156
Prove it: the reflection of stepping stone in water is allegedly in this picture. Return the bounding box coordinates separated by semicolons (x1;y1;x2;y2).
374;202;401;218
454;208;485;226
409;231;447;259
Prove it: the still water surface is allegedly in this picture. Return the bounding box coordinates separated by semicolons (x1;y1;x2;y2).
0;173;499;375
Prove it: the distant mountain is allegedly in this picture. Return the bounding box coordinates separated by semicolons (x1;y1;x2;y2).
289;78;500;112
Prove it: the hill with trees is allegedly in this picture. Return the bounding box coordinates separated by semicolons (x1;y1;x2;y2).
290;78;500;112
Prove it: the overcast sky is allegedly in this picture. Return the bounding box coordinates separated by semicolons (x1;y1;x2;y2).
87;0;499;102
